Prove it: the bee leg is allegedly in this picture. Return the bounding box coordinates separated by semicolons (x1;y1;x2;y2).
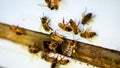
77;21;81;32
49;27;53;31
47;20;53;31
47;19;51;24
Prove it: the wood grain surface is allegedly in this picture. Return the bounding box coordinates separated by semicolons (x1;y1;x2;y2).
0;22;120;68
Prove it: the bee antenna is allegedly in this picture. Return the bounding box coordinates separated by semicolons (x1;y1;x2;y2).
43;12;44;16
54;29;58;33
84;7;87;13
63;17;65;24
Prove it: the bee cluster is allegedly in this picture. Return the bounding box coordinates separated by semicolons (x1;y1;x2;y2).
12;0;98;68
41;32;79;68
40;2;98;68
41;12;97;40
42;32;70;68
39;0;98;68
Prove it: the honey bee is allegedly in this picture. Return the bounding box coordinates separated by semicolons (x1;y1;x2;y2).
49;41;63;54
49;41;59;53
41;52;55;62
45;0;60;10
28;42;41;54
10;25;25;35
57;58;69;65
58;18;72;32
80;27;97;39
51;58;69;68
41;16;53;31
69;19;81;34
64;40;77;56
43;40;62;54
81;10;95;25
41;52;69;68
50;32;64;44
51;57;69;68
43;41;51;52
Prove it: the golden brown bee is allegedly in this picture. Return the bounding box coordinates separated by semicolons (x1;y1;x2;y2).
28;42;41;54
58;18;72;32
81;10;95;25
50;32;64;44
45;0;60;10
80;28;97;39
41;52;55;62
41;16;52;31
41;52;69;68
43;40;62;54
57;58;69;65
43;41;51;52
69;19;81;34
28;45;40;54
51;58;69;68
49;41;59;53
64;40;77;56
10;25;25;35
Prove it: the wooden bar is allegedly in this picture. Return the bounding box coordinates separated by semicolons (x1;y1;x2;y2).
0;22;120;68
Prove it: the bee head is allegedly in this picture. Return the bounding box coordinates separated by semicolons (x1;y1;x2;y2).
91;32;97;36
80;33;85;37
50;6;54;10
41;16;48;23
69;19;73;24
87;13;92;17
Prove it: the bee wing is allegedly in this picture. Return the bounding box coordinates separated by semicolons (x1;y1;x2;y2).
82;8;87;17
37;4;47;7
85;27;91;32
